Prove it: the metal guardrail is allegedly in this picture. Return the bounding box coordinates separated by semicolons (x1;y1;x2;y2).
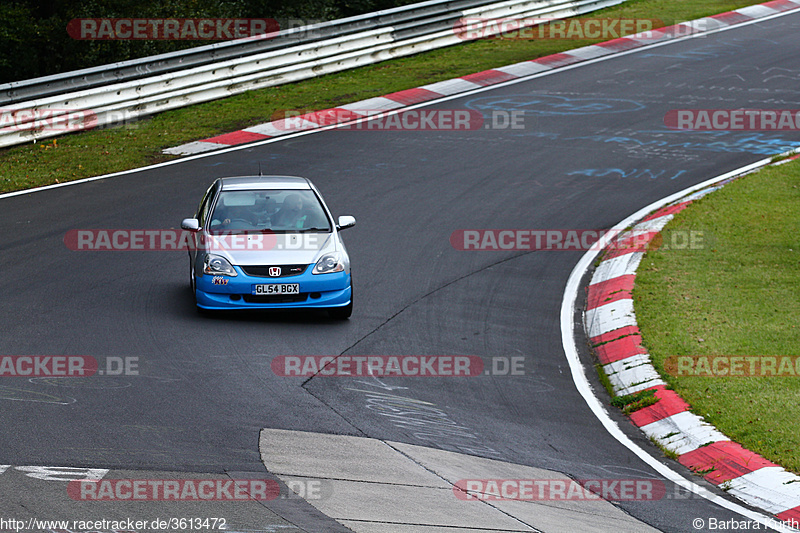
0;0;498;105
0;0;625;149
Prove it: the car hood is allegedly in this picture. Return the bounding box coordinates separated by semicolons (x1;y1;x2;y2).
206;232;336;266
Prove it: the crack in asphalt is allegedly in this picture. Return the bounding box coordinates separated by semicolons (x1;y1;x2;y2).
300;249;540;388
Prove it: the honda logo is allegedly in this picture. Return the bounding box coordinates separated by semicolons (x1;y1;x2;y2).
268;266;281;277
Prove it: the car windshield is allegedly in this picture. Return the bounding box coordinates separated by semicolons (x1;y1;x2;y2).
208;189;332;233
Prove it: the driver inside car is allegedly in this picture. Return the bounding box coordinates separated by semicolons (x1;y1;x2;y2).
209;205;231;229
272;194;307;229
210;205;258;229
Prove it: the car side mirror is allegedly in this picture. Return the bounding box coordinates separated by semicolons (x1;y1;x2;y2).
181;218;201;231
337;215;356;230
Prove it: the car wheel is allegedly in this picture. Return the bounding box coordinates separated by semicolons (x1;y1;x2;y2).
328;284;353;320
189;258;196;292
190;260;208;314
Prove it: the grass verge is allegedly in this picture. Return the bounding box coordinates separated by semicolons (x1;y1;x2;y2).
0;0;763;194
634;159;800;474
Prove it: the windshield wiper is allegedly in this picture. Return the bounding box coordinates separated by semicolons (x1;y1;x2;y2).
297;227;331;233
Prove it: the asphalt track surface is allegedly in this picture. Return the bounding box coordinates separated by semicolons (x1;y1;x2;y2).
3;10;800;533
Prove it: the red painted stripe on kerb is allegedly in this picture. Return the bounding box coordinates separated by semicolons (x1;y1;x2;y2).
653;25;687;39
460;69;517;86
204;131;269;145
777;506;800;522
587;275;635;310
763;0;800;12
595;37;640;52
602;231;659;260
384;88;443;106
678;441;779;484
532;53;581;68
641;201;692;222
299;108;361;125
594;330;646;365
710;11;757;25
629;386;690;426
590;325;641;347
638;27;670;40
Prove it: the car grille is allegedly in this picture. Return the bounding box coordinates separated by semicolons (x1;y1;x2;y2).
241;264;309;278
243;293;308;304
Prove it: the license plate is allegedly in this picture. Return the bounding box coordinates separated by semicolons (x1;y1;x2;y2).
253;284;300;295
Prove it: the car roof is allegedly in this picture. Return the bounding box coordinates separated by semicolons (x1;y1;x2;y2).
218;176;311;190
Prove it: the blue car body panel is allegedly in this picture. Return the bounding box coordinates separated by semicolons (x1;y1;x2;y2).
195;267;351;310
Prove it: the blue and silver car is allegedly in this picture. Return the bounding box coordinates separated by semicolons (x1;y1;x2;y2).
181;176;355;319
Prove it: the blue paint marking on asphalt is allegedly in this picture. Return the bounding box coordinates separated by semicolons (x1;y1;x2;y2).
637;38;750;62
464;94;647;116
566;168;689;180
507;129;800;156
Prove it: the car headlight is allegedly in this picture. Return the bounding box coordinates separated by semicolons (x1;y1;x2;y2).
204;254;238;276
313;252;345;274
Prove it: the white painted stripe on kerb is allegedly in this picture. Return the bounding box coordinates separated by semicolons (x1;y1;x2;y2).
585;298;637;338
590;253;644;285
162;141;225;156
604;361;665;396
339;96;405;113
639;411;729;456
603;353;653;375
727;467;800;515
737;4;781;18
493;61;551;78
683;18;728;33
681;185;722;202
419;78;483;96
607;372;664;396
631;214;674;233
244;119;317;136
565;46;611;61
627;31;672;44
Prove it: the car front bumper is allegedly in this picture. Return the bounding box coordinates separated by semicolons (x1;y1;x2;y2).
195;266;351;310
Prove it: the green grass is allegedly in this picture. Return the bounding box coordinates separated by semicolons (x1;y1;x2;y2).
634;160;800;474
0;0;762;194
610;388;660;415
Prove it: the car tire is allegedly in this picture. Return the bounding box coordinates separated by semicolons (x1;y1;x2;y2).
190;259;208;314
